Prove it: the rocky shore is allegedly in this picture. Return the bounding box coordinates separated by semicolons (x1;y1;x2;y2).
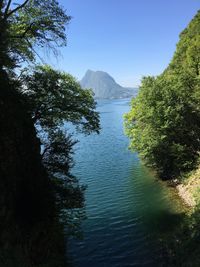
176;166;200;208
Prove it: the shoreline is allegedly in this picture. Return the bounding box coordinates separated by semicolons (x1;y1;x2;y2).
167;165;200;209
176;183;196;208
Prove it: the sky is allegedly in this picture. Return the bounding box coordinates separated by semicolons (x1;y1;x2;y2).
48;0;200;87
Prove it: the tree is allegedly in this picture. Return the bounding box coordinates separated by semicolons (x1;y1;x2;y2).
125;74;200;179
0;0;100;225
0;0;71;70
22;65;100;134
125;11;200;179
0;1;99;264
20;65;100;233
0;0;100;217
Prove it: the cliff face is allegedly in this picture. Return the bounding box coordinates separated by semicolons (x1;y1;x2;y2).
80;70;137;99
0;77;52;223
0;73;64;265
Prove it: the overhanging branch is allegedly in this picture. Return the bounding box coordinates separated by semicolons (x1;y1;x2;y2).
5;0;30;18
4;0;12;16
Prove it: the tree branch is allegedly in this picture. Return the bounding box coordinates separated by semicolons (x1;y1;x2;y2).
32;109;41;123
41;145;51;159
26;38;45;63
9;21;36;39
0;0;4;10
5;0;30;18
4;0;12;16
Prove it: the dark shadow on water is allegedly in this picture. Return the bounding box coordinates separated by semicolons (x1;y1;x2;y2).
143;209;186;233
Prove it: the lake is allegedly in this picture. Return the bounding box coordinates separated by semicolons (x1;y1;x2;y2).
68;98;185;267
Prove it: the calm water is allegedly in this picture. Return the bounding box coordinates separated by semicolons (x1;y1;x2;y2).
68;99;185;267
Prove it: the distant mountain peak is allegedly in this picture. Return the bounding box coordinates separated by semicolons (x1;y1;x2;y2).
85;69;93;75
80;70;137;99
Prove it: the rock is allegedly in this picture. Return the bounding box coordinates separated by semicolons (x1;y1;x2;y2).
80;70;138;99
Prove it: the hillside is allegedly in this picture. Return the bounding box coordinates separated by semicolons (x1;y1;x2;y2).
80;70;138;99
125;10;200;180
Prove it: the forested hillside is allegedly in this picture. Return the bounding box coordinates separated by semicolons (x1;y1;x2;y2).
125;11;200;180
124;11;200;266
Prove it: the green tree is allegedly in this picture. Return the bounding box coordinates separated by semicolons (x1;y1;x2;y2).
22;65;100;134
21;65;100;233
0;0;100;219
125;74;200;179
0;1;100;265
125;11;200;179
0;0;70;70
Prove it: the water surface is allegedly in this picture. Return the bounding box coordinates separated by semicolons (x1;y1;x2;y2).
69;99;184;267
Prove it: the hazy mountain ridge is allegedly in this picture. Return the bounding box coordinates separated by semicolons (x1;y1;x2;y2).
80;70;138;99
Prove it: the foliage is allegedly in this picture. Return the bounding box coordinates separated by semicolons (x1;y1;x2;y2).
125;11;200;179
0;0;100;232
0;0;70;69
0;1;100;265
41;128;87;237
20;65;100;230
22;65;100;134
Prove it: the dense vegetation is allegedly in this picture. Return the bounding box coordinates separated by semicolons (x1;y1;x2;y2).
0;0;99;266
125;10;200;266
125;11;200;180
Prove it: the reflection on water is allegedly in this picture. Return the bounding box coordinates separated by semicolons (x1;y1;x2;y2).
68;99;186;267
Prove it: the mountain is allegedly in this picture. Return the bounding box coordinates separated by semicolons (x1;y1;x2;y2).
80;70;138;99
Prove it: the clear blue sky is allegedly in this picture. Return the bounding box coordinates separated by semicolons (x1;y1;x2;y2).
48;0;200;87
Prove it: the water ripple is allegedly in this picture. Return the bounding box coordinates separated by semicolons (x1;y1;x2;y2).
68;99;182;267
